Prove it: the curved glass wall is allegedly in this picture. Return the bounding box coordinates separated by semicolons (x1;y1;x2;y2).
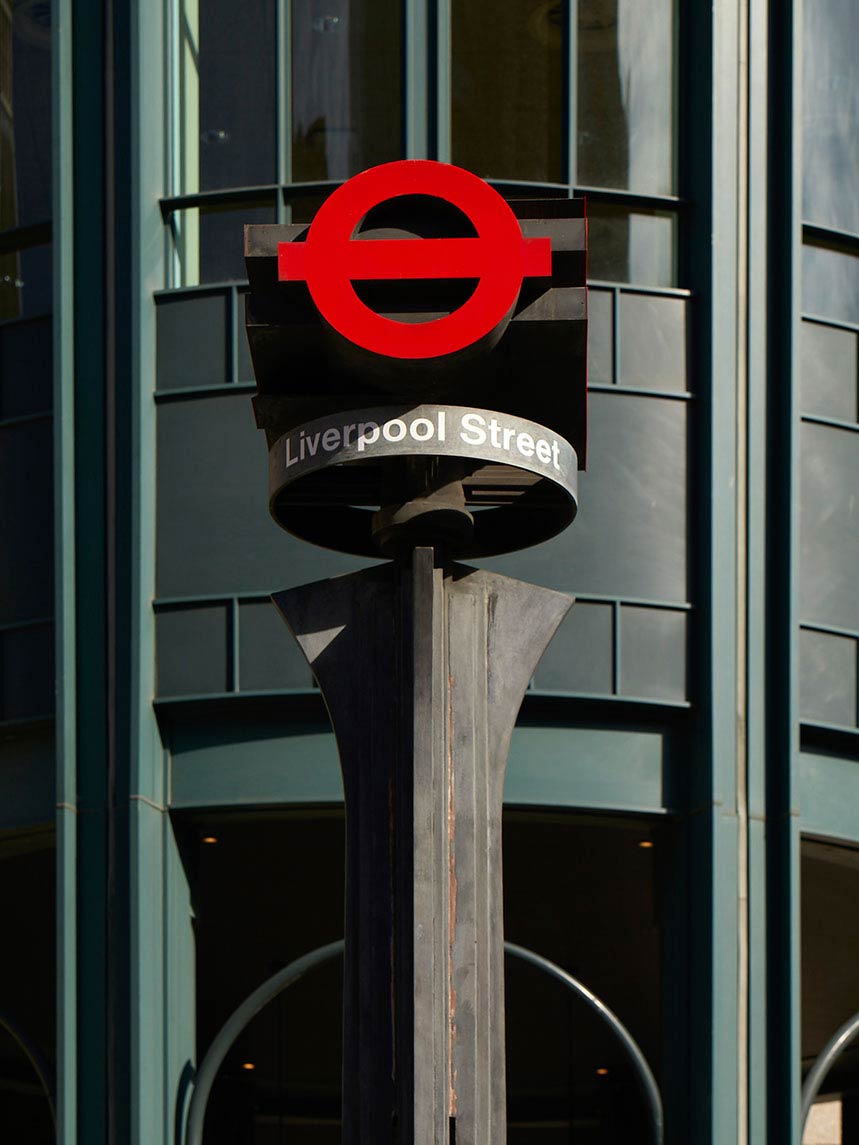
177;809;669;1143
166;0;680;288
0;0;54;727
799;0;859;737
800;6;859;1139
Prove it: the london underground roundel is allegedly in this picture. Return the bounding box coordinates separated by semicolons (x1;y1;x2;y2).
278;160;552;360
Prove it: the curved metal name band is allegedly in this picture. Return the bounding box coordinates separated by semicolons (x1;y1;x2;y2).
185;940;662;1145
268;404;578;559
801;1009;859;1131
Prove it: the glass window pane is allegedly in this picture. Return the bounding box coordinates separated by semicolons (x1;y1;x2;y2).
620;606;687;701
1;623;54;721
620;294;688;391
291;0;403;183
577;0;675;195
587;204;676;286
288;193;328;224
451;0;564;183
0;839;56;1136
532;601;614;693
156;393;362;599
802;841;859;1125
803;0;859;234
2;3;52;229
235;288;254;381
586;287;614;383
482;393;689;604
800;628;857;728
0;317;52;419
800;422;859;633
238;600;312;691
156;291;230;391
193;0;277;192
0;419;53;625
0;244;52;321
156;605;230;697
179;812;345;1136
803;244;859;326
505;816;665;1139
801;321;858;423
172;202;276;287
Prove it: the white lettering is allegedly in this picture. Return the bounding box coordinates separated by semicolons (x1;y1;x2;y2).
357;422;380;452
517;431;535;459
322;427;341;451
536;439;551;465
383;418;407;442
409;416;435;442
438;410;446;441
304;431;321;457
502;426;516;451
551;439;560;470
285;435;299;467
460;412;487;446
343;423;356;447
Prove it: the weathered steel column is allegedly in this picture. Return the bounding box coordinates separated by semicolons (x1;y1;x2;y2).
274;552;572;1144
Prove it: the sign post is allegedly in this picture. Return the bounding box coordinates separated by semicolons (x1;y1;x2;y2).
244;161;588;1144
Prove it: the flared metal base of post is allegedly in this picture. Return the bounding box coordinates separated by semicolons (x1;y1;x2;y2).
274;549;572;1145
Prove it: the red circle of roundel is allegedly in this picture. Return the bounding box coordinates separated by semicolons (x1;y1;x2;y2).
277;160;552;361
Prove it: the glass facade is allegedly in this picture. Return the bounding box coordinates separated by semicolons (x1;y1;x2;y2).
0;0;856;1140
798;6;859;1142
0;4;56;1133
168;0;680;288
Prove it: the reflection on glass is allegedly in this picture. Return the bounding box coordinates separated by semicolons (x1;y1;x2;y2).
193;0;277;191
577;0;674;194
803;0;859;234
288;194;327;224
0;315;52;420
587;204;675;285
803;243;859;325
292;0;402;182
0;244;51;320
173;203;276;286
1;1;52;232
452;0;564;182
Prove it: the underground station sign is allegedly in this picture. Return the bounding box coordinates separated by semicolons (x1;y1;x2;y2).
244;160;588;558
277;162;552;359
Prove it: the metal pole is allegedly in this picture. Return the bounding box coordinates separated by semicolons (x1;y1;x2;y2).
274;551;572;1143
